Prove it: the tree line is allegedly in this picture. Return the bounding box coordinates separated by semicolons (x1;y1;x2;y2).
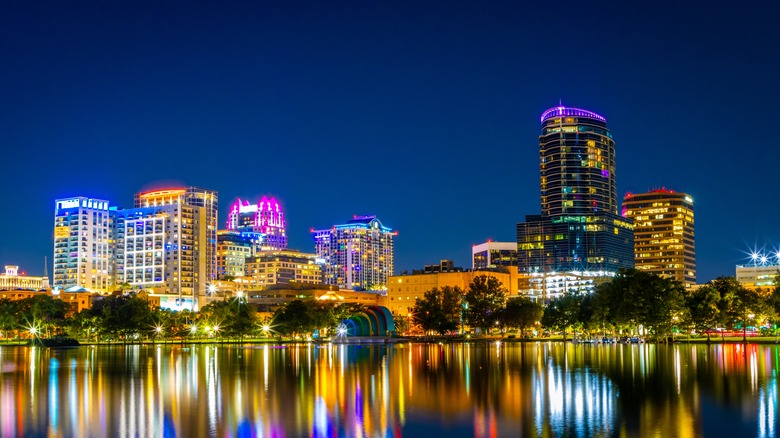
410;270;780;341
0;292;368;343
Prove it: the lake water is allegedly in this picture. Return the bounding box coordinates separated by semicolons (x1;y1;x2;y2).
0;342;777;437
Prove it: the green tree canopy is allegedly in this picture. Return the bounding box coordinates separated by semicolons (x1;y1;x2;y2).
501;297;543;337
463;275;507;334
411;286;463;336
541;292;581;340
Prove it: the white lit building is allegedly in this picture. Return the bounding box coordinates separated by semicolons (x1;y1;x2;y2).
313;215;396;291
472;241;518;269
736;251;780;289
134;187;218;281
115;203;207;311
53;197;114;292
0;266;50;290
521;271;616;302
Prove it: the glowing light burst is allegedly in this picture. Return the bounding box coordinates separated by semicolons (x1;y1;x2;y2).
743;245;780;266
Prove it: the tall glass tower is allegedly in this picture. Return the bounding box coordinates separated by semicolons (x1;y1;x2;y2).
539;106;617;216
517;105;634;278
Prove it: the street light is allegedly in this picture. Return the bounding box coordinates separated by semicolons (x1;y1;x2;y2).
672;316;679;343
155;326;163;344
743;313;756;343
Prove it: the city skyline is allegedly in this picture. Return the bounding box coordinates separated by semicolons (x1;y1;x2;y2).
2;2;780;282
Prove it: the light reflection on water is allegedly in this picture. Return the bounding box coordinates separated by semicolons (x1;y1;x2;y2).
0;343;776;437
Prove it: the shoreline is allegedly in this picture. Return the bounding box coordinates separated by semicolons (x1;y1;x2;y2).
2;337;780;347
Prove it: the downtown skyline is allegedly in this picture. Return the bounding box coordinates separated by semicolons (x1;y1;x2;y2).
2;2;780;282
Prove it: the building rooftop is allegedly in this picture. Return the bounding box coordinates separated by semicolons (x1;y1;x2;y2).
540;106;606;123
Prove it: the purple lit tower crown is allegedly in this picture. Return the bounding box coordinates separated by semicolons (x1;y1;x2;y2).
226;196;287;250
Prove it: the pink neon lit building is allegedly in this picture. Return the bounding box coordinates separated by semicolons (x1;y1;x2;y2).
226;196;288;250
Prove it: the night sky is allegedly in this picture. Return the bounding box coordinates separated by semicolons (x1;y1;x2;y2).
1;1;779;282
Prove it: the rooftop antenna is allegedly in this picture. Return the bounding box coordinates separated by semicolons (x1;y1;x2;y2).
559;98;563;106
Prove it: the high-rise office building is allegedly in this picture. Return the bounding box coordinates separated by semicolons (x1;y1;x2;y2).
313;215;396;291
53;197;115;292
134;187;218;281
517;105;634;291
622;189;695;286
226;196;287;250
115;202;207;310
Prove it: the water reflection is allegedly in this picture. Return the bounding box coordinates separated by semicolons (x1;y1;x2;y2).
0;343;777;437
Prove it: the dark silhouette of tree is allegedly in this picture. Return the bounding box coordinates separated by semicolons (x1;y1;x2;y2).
685;284;720;341
541;292;581;340
411;286;463;336
463;275;506;334
501;297;543;337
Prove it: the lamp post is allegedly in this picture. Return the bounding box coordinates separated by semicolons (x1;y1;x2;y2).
743;313;755;343
155;326;163;344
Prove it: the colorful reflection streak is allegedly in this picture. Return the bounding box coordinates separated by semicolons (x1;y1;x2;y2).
0;343;777;437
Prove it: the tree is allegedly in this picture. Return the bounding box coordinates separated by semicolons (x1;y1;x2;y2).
463;275;507;334
272;299;318;339
541;293;581;341
706;277;769;341
17;295;69;338
411;286;463;336
0;299;18;340
685;284;720;341
501;297;543;338
591;269;687;340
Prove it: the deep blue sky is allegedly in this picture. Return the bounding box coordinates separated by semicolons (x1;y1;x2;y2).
1;1;778;282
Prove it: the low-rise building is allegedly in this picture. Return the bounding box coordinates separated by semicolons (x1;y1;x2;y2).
244;249;323;288
386;267;522;317
0;266;49;291
472;242;518;269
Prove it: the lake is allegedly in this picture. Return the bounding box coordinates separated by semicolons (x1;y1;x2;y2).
0;342;777;437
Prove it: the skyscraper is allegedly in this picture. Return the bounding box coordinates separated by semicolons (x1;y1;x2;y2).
517;105;634;282
226;196;287;250
622;189;695;286
114;202;207;309
53;197;114;292
134;187;218;281
313;215;396;291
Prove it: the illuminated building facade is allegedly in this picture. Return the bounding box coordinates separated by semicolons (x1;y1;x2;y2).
53;197;114;292
736;250;780;289
216;230;259;279
244;249;323;287
472;241;518;269
134;187;218;281
0;266;49;291
115;203;207;310
313;215;396;291
226;196;287;250
387;267;522;316
516;105;634;289
622;189;695;286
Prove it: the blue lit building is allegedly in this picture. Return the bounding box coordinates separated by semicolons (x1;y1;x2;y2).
313;215;396;291
53;197;115;292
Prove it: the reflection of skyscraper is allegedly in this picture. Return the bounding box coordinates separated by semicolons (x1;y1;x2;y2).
622;189;695;286
226;196;287;250
517;106;633;293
